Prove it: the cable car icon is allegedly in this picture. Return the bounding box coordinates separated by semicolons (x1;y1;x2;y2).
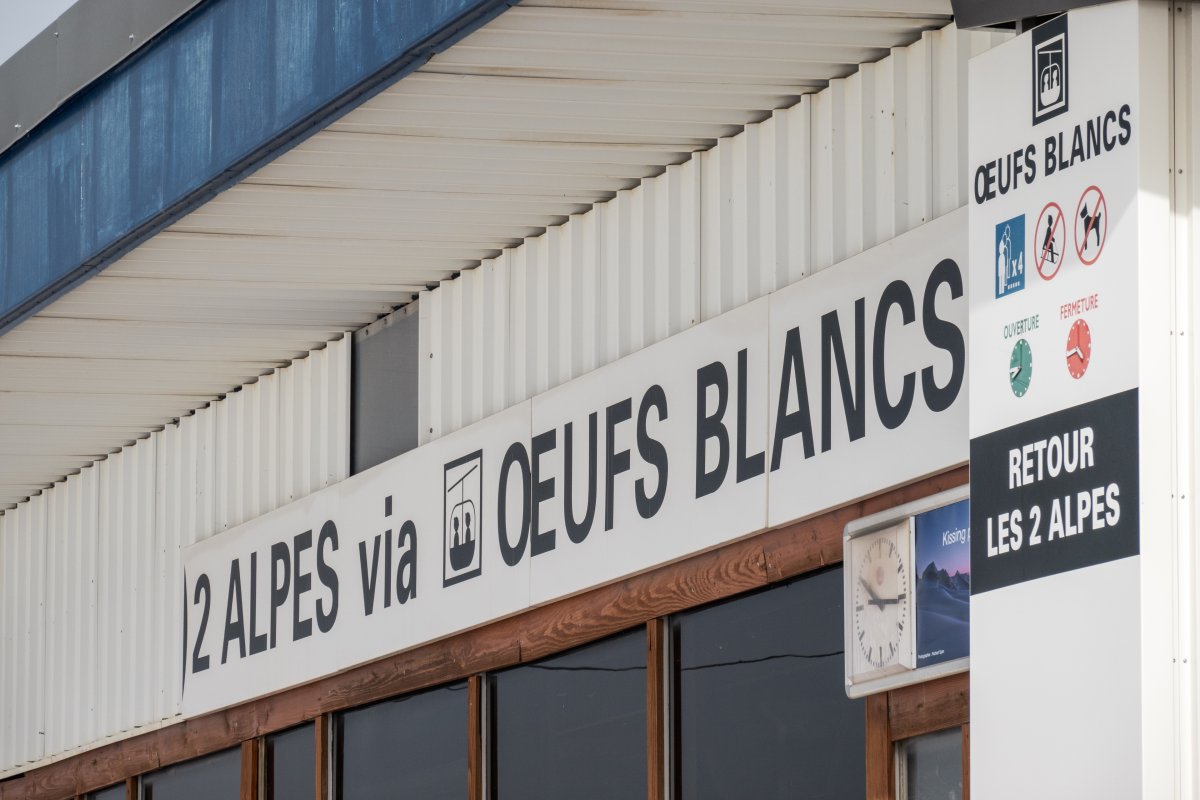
444;454;483;585
448;499;476;571
1039;58;1062;107
1034;34;1065;117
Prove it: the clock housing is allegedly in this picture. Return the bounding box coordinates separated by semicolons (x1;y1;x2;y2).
846;520;916;687
844;485;969;699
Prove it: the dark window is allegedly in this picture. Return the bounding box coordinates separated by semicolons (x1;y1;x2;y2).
142;747;241;800
488;628;646;800
352;309;420;473
266;722;315;800
336;681;468;799
899;728;963;800
672;567;864;799
86;785;126;800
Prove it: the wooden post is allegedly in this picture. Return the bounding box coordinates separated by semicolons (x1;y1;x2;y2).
240;740;258;800
646;618;666;800
468;675;484;800
866;693;892;800
314;714;330;800
962;723;971;800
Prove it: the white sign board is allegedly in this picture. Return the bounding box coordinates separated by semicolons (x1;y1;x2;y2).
968;4;1144;797
183;212;968;716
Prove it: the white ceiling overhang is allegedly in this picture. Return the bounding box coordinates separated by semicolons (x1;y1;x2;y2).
0;0;952;509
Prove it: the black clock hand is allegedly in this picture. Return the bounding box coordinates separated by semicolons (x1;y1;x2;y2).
858;576;883;609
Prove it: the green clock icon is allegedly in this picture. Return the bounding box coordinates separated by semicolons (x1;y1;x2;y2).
1009;338;1033;397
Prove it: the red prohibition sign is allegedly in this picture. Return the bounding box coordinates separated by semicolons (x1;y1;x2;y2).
1034;200;1066;280
1074;184;1108;266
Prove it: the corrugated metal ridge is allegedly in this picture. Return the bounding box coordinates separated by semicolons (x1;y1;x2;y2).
0;0;519;339
417;20;1007;440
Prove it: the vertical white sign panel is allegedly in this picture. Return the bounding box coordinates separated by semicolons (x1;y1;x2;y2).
968;4;1148;796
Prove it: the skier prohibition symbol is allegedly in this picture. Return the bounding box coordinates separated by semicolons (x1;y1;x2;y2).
1035;201;1066;281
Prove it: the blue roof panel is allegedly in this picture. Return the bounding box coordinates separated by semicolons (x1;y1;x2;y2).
0;0;513;334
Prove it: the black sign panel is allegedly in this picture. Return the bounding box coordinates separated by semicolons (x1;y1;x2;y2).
970;389;1139;594
1032;14;1069;125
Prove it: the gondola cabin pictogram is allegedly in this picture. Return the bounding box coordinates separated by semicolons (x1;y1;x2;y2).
443;451;484;586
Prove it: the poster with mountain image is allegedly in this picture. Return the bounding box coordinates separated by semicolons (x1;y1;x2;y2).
915;500;970;666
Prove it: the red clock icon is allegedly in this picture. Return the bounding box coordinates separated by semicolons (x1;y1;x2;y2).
1065;318;1092;379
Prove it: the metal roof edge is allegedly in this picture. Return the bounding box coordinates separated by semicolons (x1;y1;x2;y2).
0;0;518;338
0;0;207;157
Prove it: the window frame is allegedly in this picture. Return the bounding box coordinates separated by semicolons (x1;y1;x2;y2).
865;672;971;800
19;467;967;800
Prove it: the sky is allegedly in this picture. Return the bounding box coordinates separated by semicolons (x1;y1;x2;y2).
0;0;78;67
914;501;972;576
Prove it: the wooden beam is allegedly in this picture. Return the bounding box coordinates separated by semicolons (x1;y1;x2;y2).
887;672;969;742
124;777;137;800
0;467;967;800
646;618;666;800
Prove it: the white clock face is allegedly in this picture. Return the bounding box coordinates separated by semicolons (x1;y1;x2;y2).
850;525;913;678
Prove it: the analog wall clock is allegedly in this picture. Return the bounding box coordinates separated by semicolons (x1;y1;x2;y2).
1009;338;1033;397
1065;318;1091;379
844;486;970;698
846;520;915;686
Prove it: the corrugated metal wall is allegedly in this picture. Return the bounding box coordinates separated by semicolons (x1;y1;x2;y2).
0;18;1006;778
1179;7;1200;795
419;23;1007;441
0;336;349;776
418;159;701;439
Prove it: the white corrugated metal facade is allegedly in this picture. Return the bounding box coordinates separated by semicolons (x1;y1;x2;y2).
0;5;1011;783
419;23;1007;441
0;0;956;512
0;337;349;775
1177;7;1200;794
